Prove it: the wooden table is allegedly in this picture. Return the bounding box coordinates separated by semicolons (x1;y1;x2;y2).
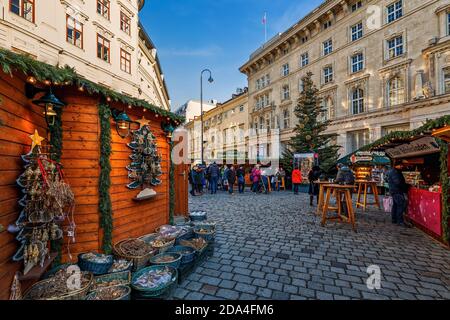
355;180;381;211
321;184;356;232
315;181;334;215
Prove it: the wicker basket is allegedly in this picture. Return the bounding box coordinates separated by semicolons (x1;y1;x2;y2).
167;245;196;265
92;271;131;291
131;265;178;298
86;285;131;300
41;263;78;280
113;238;156;272
189;212;207;222
78;253;114;275
23;272;94;300
139;233;175;253
149;252;182;269
193;227;216;242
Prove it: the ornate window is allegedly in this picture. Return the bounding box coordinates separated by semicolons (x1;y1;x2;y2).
9;0;34;22
351;53;364;73
120;49;131;73
97;0;110;20
283;109;290;129
120;11;131;35
387;35;404;59
301;52;309;67
443;67;450;94
282;85;290;101
282;63;290;76
351;88;365;114
351;22;363;42
323;39;333;56
97;34;110;62
66;15;83;48
387;76;405;106
387;0;403;23
320;96;334;121
323;66;333;84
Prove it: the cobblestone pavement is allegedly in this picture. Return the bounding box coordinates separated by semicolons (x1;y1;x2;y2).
173;191;450;300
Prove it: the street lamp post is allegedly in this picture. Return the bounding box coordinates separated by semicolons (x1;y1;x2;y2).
200;69;214;165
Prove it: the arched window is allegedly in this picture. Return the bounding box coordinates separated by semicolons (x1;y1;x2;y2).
351;88;364;114
388;76;405;106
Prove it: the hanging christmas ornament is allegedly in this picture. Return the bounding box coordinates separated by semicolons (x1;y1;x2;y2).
9;272;22;300
306;135;312;141
26;76;36;84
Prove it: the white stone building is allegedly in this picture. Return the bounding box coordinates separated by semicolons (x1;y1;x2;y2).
240;0;450;156
0;0;170;109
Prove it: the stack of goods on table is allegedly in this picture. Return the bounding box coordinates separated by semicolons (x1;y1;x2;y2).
22;212;216;300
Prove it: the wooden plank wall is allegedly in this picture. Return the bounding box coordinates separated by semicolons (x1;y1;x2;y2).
0;74;171;299
110;107;170;243
0;72;47;299
59;90;100;261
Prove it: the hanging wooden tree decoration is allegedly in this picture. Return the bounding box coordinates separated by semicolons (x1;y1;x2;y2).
126;124;162;200
9;130;75;274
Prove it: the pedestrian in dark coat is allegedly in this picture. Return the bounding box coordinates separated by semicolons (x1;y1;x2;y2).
226;165;236;194
236;166;245;193
308;166;322;206
387;162;411;227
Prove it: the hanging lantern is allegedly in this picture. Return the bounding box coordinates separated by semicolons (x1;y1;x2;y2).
128;104;132;109
78;84;85;92
26;76;36;85
113;110;132;139
43;80;51;86
32;89;65;127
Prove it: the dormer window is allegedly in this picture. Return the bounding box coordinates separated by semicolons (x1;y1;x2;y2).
323;20;332;30
351;1;363;12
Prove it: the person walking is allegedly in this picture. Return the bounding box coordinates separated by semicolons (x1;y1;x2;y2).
237;166;245;193
251;165;261;193
207;162;220;194
189;166;196;196
387;162;411;228
226;165;236;194
308;166;322;206
194;166;203;195
292;167;302;195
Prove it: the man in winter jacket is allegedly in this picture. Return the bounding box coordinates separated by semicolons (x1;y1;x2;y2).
226;165;237;194
387;162;411;227
207;162;220;194
292;167;302;195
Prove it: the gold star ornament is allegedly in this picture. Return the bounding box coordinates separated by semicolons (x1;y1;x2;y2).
29;129;45;151
136;116;150;128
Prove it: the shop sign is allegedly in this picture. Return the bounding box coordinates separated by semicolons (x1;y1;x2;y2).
385;136;440;159
350;151;385;163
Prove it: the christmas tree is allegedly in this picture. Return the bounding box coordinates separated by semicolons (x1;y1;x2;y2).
281;72;340;174
126;124;162;190
11;130;74;274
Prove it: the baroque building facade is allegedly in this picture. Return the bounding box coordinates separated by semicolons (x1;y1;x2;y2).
240;0;450;156
0;0;170;109
185;89;249;163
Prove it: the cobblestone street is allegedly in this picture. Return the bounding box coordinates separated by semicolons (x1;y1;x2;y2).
174;191;450;300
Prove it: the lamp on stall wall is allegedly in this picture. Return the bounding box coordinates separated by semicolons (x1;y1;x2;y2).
25;83;65;127
111;109;132;138
161;122;175;140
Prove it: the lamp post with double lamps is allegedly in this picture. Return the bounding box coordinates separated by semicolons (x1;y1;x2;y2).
200;69;214;165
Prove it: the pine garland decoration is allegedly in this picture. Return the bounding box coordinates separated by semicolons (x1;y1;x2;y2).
98;103;113;253
169;140;175;225
0;48;184;123
49;107;63;265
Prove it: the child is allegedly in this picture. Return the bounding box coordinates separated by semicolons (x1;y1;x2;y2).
292;167;302;195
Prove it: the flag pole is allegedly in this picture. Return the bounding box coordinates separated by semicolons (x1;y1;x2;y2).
264;12;267;43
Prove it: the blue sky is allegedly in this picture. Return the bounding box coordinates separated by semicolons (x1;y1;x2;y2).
139;0;324;110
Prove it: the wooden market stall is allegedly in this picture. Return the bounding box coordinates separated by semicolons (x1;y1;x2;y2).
0;49;184;299
363;116;450;245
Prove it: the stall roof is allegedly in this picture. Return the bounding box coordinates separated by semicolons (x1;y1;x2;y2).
361;115;450;153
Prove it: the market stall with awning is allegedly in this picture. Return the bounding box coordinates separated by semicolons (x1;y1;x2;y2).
362;116;450;244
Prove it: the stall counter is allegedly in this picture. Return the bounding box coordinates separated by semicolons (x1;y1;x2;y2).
407;187;442;237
